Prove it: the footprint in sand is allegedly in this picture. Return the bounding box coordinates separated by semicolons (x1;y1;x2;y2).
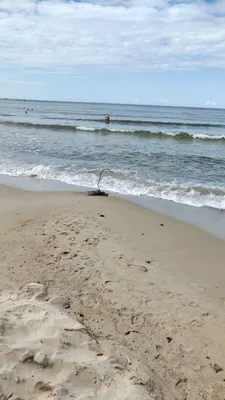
85;260;95;267
131;313;147;327
164;291;185;301
81;255;90;261
188;301;199;309
0;284;164;399
189;282;206;291
83;237;100;246
189;319;204;328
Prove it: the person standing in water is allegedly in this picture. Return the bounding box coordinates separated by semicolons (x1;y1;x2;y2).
105;114;110;124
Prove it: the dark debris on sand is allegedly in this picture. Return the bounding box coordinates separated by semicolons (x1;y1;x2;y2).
87;190;108;197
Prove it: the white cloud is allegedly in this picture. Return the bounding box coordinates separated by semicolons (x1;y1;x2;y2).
0;0;225;71
0;78;44;85
159;97;172;105
26;68;88;77
205;100;216;108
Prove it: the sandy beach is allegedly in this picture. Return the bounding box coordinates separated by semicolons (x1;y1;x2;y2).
0;185;225;399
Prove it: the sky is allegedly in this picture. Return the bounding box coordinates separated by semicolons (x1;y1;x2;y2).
0;0;225;107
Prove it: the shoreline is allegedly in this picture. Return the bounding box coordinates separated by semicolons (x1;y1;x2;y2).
0;185;225;398
0;172;225;241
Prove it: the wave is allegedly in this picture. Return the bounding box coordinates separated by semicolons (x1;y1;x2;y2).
0;120;225;141
1;163;225;209
1;118;225;129
43;117;225;129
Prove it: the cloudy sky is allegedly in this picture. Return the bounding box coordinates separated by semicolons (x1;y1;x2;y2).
0;0;224;107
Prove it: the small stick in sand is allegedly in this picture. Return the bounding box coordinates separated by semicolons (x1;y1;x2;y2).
125;353;132;365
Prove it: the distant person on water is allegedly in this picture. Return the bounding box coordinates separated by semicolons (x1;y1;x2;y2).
105;114;110;124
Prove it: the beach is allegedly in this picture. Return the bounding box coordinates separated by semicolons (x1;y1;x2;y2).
0;185;225;399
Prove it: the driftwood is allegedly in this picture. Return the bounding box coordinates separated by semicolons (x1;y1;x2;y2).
88;169;113;197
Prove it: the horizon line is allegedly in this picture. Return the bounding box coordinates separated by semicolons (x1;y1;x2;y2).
0;97;222;111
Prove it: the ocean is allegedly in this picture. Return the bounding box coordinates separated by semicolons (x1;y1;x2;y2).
0;98;225;210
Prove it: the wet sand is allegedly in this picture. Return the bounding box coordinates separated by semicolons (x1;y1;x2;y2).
1;173;225;241
0;185;225;399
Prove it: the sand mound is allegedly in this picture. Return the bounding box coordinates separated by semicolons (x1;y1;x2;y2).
0;283;164;400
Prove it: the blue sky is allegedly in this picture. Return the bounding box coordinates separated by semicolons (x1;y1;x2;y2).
0;0;224;107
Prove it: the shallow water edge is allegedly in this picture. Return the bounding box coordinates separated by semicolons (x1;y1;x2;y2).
0;173;225;241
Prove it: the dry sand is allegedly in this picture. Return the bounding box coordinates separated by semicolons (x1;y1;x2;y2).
0;185;225;399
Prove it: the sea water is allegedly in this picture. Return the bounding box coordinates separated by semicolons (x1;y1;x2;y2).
1;98;225;209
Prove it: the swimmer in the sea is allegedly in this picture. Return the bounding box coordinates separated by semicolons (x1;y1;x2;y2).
105;114;110;124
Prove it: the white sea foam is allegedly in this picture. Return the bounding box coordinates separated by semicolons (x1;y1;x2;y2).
75;127;225;139
76;126;96;131
0;162;224;210
107;128;136;133
160;131;225;140
72;126;225;139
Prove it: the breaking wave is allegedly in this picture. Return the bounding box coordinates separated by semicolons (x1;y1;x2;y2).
1;163;225;209
45;117;225;129
0;120;225;141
